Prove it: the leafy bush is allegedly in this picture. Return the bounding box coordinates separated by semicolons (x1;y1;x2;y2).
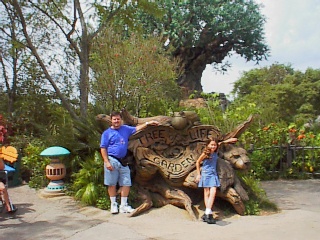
245;123;320;180
21;139;50;189
71;152;106;206
241;175;278;215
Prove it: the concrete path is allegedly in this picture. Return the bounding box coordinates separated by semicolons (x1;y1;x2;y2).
1;179;320;240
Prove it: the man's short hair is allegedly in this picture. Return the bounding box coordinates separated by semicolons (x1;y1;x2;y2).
110;111;122;119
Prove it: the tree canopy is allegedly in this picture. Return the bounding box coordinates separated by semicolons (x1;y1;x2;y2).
90;29;181;116
133;0;269;95
232;64;320;124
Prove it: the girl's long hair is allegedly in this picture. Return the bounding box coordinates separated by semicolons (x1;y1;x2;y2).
203;137;220;158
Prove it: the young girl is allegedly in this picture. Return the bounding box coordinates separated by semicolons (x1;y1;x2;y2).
195;137;237;224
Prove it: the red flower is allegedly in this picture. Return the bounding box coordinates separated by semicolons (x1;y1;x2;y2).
262;126;269;131
289;128;297;133
297;134;306;140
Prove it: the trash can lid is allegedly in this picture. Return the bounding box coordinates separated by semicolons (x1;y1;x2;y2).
40;146;70;157
4;164;15;172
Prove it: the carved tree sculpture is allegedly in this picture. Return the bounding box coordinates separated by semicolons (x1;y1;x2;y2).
96;109;253;220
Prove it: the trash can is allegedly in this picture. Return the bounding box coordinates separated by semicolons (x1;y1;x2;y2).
7;157;21;187
0;146;21;187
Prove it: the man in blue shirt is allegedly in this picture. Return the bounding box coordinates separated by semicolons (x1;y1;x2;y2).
100;111;158;214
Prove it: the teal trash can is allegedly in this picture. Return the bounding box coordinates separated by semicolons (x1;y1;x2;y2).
6;155;22;187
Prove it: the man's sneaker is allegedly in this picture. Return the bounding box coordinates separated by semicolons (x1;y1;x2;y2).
110;202;118;214
119;204;135;213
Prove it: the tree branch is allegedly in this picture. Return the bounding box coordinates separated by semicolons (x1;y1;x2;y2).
89;2;125;41
12;0;79;120
27;0;82;61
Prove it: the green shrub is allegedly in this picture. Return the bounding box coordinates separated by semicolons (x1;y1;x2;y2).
21;139;50;189
71;151;105;206
241;175;278;215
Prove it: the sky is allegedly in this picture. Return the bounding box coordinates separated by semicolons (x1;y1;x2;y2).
201;0;320;96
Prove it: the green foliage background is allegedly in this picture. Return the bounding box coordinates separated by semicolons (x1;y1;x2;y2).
90;29;182;116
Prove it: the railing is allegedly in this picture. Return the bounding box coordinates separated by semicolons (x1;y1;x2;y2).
248;145;320;178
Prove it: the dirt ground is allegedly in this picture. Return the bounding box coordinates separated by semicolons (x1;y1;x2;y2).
1;179;320;240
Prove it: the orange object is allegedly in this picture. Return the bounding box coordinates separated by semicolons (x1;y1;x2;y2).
45;159;66;181
0;146;18;163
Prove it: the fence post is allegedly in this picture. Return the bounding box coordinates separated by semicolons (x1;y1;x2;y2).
286;144;294;168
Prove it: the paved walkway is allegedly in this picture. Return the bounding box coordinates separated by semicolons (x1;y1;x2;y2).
1;179;320;240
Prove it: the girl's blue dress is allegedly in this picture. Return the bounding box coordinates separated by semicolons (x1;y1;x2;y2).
198;152;220;188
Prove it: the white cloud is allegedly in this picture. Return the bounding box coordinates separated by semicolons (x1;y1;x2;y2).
202;0;320;95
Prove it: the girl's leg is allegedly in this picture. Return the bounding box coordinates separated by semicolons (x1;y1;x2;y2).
203;188;212;214
203;187;209;208
206;187;217;210
202;187;217;224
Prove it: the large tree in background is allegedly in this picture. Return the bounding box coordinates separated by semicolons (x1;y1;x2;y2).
135;0;269;95
2;0;269;120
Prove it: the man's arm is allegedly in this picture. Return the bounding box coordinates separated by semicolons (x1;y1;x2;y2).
135;120;159;132
101;148;113;171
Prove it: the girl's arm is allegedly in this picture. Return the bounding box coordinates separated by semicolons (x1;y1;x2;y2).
195;153;206;183
219;137;238;145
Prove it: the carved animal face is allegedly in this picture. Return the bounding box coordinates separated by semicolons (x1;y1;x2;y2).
219;145;250;170
96;114;111;124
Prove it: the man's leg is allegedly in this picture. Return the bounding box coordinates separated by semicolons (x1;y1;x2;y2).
108;185;119;214
118;166;134;213
120;186;130;197
108;185;117;197
104;158;120;214
120;186;130;208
